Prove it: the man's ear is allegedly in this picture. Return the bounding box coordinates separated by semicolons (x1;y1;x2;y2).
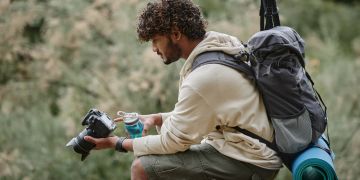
170;26;182;41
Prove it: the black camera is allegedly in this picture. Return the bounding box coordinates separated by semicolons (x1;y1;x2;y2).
66;109;117;161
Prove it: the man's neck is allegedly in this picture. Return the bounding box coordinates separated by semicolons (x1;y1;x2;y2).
181;38;203;60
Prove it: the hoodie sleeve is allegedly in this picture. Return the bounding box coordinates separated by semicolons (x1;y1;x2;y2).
154;112;172;134
133;84;217;156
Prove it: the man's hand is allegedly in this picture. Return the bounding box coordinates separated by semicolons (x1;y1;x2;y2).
115;113;162;136
84;136;119;150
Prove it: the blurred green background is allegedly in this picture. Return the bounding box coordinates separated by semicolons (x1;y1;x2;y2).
0;0;359;179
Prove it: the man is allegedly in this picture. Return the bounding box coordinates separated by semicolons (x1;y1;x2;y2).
84;0;282;179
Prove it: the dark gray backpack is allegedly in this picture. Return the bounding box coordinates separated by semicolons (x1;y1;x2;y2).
192;26;328;168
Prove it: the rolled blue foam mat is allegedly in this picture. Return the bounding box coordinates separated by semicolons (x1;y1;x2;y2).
291;136;338;180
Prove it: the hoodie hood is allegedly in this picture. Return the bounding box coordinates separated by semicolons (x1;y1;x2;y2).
179;31;245;85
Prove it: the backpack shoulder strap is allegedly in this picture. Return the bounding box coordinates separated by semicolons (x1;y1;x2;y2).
192;51;279;152
192;51;254;79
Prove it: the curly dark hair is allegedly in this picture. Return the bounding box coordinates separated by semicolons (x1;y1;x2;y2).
137;0;207;42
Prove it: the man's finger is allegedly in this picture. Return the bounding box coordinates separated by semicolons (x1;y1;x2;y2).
114;117;124;122
84;136;97;144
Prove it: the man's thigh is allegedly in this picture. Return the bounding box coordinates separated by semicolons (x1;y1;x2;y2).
139;143;278;180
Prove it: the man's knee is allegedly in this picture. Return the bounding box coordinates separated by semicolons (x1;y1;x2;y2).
131;158;143;172
131;158;147;180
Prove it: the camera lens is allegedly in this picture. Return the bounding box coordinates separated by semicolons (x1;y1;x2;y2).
66;129;95;161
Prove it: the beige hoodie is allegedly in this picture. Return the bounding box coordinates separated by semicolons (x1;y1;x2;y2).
133;31;282;170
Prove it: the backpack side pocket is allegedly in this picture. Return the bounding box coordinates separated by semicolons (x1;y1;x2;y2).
272;108;312;153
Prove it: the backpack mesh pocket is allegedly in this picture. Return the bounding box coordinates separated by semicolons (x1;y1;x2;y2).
272;108;312;153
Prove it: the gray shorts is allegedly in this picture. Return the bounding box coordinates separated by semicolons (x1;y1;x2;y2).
139;143;279;180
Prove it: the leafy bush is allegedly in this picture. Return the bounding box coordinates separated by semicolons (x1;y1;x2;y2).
1;0;359;179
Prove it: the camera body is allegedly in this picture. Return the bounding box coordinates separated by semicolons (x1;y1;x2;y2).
66;109;117;161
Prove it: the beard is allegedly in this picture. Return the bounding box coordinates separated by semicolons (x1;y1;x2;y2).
162;37;182;65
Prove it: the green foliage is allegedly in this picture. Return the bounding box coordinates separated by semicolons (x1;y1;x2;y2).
280;0;360;55
324;0;359;5
0;0;359;179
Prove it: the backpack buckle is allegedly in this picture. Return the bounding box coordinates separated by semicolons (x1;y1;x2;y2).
234;51;249;62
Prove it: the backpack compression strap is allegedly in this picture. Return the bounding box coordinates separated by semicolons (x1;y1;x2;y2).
260;0;280;31
192;51;278;152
